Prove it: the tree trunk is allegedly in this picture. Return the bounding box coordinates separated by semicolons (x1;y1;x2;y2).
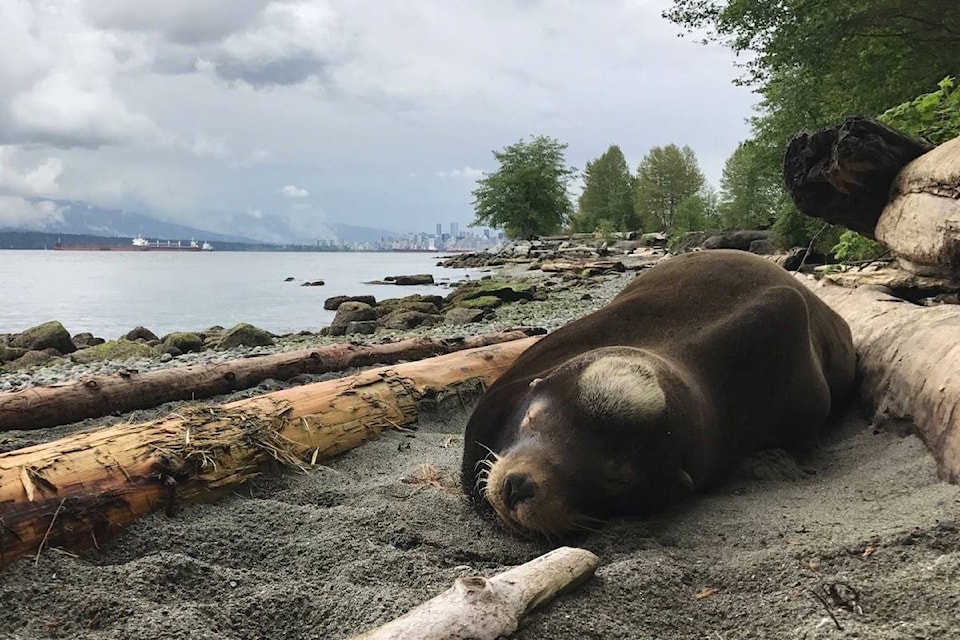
875;135;960;277
0;331;535;433
0;337;539;569
801;277;960;482
783;117;933;237
349;546;599;640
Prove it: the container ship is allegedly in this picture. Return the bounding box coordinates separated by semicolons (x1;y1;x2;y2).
54;235;214;252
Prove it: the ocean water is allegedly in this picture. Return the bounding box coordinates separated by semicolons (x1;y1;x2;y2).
0;250;484;338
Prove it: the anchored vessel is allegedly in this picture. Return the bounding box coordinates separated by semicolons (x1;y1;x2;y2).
54;235;214;252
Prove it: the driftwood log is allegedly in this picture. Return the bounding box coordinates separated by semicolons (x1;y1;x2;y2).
0;330;537;433
875;135;960;276
349;546;599;640
0;336;539;569
802;277;960;481
783;116;933;237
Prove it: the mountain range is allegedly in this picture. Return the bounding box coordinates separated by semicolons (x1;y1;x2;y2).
0;200;403;247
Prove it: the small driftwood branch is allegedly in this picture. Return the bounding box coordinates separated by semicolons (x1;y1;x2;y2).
349;546;600;640
0;337;540;569
0;330;537;432
800;276;960;481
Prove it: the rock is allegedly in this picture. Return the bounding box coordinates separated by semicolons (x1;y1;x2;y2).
161;332;205;354
165;346;183;358
10;349;62;368
301;280;325;286
385;274;435;286
160;352;174;362
0;345;27;363
457;296;503;310
324;295;377;311
445;280;536;308
328;302;377;336
639;232;668;247
72;332;106;349
381;310;444;330
444;307;486;325
125;326;159;342
70;340;160;364
345;320;380;335
284;276;296;282
375;295;442;318
748;239;776;255
775;247;827;271
10;321;76;354
702;230;773;251
216;323;276;350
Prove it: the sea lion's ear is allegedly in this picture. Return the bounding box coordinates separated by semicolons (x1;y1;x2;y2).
677;469;695;494
578;355;667;422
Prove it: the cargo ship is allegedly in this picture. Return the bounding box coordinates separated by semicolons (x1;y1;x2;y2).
54;235;214;252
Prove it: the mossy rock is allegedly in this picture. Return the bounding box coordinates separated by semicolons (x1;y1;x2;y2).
9;349;64;369
161;332;205;354
0;345;27;363
10;320;76;354
458;296;504;310
445;280;535;307
216;323;275;350
70;340;160;364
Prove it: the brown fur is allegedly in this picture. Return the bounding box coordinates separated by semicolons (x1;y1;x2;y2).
461;249;856;537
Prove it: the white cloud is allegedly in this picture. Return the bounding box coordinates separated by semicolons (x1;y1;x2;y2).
279;184;309;198
436;166;485;180
0;196;63;229
0;146;63;196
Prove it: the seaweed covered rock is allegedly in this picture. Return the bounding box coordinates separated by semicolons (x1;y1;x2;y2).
380;310;444;330
124;326;159;342
328;302;377;336
161;332;205;354
324;295;377;311
217;323;276;350
70;340;160;364
10;321;76;354
445;280;536;308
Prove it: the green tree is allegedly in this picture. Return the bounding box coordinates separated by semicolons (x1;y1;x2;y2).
633;144;705;233
675;187;721;233
665;0;960;250
717;140;780;230
571;145;636;233
471;135;576;239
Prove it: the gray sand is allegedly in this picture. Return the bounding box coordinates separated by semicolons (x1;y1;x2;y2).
2;400;959;639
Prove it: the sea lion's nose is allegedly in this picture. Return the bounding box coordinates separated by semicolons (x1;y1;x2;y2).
503;473;536;509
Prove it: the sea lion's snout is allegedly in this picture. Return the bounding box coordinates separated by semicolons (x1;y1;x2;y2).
502;472;537;509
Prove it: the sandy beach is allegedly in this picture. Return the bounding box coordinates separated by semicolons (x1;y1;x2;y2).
2;260;959;640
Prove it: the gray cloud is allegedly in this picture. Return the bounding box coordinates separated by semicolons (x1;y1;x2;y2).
0;0;758;240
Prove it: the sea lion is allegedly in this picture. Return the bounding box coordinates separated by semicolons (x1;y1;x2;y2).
461;249;856;538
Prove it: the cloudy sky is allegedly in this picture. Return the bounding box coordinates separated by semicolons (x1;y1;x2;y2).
0;0;757;240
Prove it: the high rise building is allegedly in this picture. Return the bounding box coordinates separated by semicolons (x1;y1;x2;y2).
436;223;442;237
450;222;459;238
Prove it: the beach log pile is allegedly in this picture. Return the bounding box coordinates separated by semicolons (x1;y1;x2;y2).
0;336;539;569
785;117;960;278
0;330;537;432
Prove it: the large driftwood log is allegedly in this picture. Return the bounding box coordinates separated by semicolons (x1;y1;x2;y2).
801;277;960;481
0;337;539;569
783;117;932;237
0;331;536;433
875;135;960;277
349;546;599;640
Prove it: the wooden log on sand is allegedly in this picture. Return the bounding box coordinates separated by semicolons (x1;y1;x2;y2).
0;330;536;432
0;337;539;569
783;117;932;237
349;546;599;640
802;277;960;482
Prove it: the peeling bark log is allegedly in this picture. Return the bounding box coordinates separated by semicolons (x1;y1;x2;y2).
0;337;539;569
349;546;599;640
876;135;960;277
800;276;960;482
783;117;932;237
0;330;535;432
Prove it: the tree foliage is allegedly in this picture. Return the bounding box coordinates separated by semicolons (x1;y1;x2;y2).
570;145;636;233
878;76;960;145
633;144;705;233
717;140;779;230
471;136;577;239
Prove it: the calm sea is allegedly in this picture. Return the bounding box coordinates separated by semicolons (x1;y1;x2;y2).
0;250;485;339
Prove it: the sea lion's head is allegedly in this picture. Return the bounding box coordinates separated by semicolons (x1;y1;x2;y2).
477;347;697;538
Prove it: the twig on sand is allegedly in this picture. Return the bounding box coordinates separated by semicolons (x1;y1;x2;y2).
808;587;843;630
34;498;66;567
